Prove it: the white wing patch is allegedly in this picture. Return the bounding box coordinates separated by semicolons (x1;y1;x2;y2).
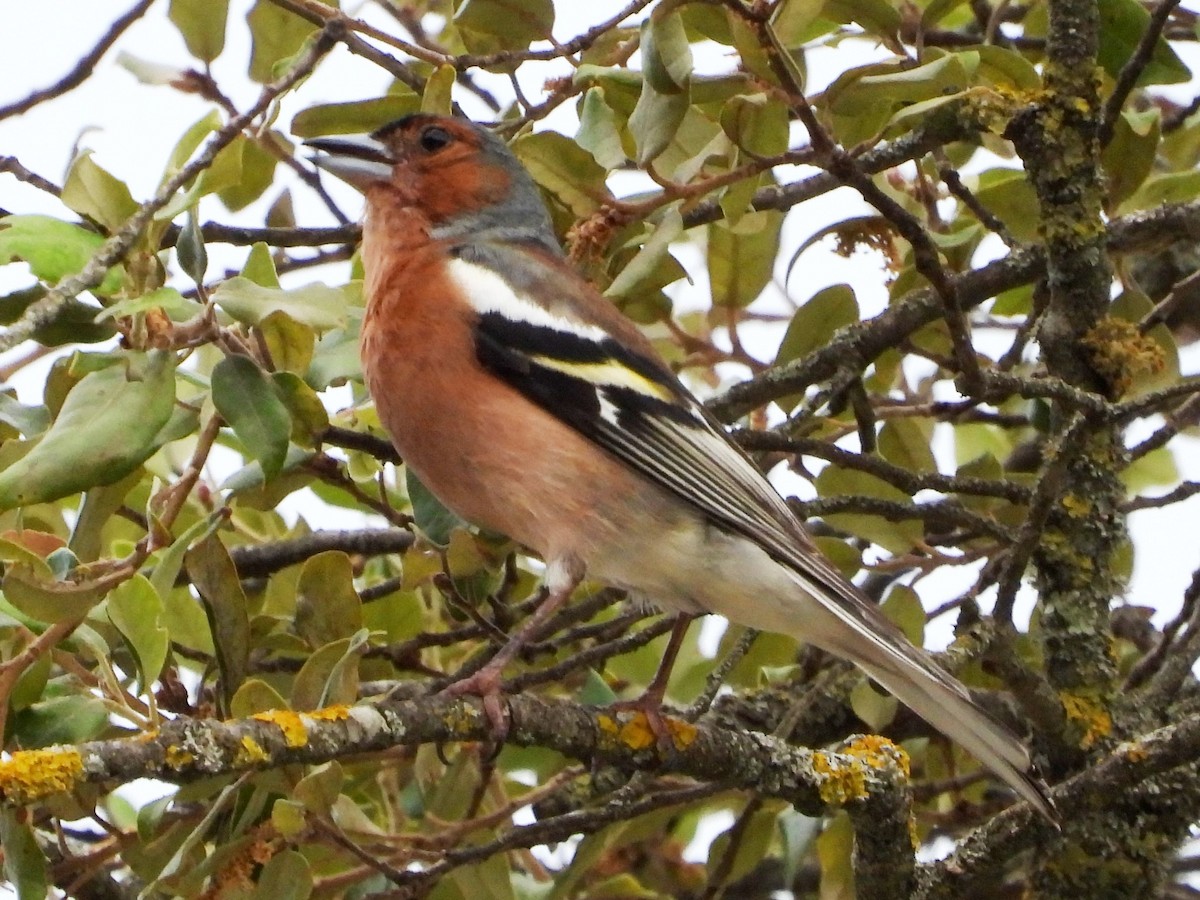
446;257;609;343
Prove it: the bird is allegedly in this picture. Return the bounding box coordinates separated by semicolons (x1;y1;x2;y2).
306;114;1056;822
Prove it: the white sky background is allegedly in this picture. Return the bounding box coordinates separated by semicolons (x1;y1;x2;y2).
4;0;1200;886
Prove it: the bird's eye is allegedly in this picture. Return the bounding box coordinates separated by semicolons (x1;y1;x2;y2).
418;126;452;153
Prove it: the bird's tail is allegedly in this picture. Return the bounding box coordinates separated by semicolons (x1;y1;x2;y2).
783;570;1058;823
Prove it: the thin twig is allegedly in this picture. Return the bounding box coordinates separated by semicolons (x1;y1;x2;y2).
0;25;340;353
0;0;155;122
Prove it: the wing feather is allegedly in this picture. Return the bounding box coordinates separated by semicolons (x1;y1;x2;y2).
452;253;921;637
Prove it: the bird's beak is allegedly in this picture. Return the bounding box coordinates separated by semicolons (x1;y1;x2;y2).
306;134;393;191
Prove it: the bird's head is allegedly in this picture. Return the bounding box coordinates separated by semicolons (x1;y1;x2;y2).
306;114;560;253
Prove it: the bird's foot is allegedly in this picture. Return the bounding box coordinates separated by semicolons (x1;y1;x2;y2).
606;689;689;760
439;664;511;750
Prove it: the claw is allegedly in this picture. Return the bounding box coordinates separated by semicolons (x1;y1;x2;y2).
439;663;512;749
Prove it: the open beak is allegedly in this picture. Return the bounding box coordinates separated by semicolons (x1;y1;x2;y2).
306;134;393;191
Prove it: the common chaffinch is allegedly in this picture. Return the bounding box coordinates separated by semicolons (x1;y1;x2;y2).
307;114;1054;821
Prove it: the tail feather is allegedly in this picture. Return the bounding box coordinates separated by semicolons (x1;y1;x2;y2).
779;568;1059;823
843;640;1057;822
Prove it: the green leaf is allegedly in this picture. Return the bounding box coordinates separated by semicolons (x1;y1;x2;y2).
186;533;250;710
1129;169;1200;210
628;76;689;165
0;394;49;438
775;284;859;365
577;87;628;169
814;465;924;553
720;93;790;157
61;152;139;233
251;849;313;900
881;584;925;644
878;419;936;474
0;215;123;295
2;561;106;622
0;351;176;510
307;317;364;389
67;467;137;561
512;131;610;217
643;12;693;94
973;44;1040;90
972;168;1041;242
295;551;363;647
850;677;899;730
422;64;456;116
0;810;48;900
292;95;422;138
407;469;464;547
825;0;901;40
772;0;830;46
108;574;170;688
246;0;323;83
294;762;343;815
454;0;554;53
176;208;207;284
816;813;856;899
707;803;785;884
169;0;230;62
291;632;365;710
212;277;348;331
707;211;782;307
605;206;685;300
148;509;226;600
1104;109;1161;210
11;694;109;747
260;311;315;375
242;241;281;288
920;0;969;28
272;372;329;445
1096;0;1191;86
854;52;971;107
96;286;197;323
164;109;223;180
0;287;116;346
218;136;279;212
230;678;289;718
211;355;291;480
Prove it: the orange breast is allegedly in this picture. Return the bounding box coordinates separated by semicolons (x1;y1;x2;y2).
359;240;649;564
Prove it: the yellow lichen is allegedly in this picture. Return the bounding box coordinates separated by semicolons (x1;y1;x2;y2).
308;705;350;722
253;710;308;748
1125;744;1148;763
1081;317;1166;397
596;713;621;750
443;701;481;737
599;711;699;754
236;736;270;766
666;718;698;751
1060;692;1112;749
0;748;84;804
811;750;868;806
164;745;195;770
843;734;911;778
1061;494;1093;518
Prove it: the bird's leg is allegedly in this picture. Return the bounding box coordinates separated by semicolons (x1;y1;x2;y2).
439;555;584;743
607;612;696;756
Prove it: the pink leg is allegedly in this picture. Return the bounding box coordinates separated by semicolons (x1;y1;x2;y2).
439;556;584;743
608;613;696;754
